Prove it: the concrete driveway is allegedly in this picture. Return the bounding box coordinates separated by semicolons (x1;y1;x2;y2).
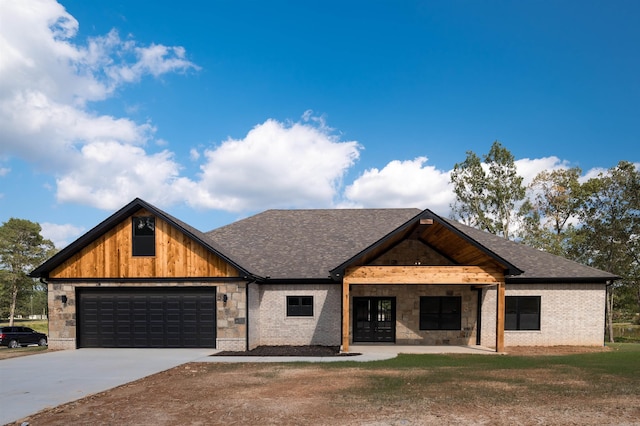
0;348;214;425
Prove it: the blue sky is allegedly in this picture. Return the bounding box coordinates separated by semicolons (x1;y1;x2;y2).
0;0;638;248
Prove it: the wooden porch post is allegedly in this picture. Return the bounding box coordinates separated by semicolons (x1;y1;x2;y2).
496;280;505;353
342;280;350;352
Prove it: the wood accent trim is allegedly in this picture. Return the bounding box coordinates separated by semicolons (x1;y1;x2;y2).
342;280;350;353
496;280;505;353
344;265;503;285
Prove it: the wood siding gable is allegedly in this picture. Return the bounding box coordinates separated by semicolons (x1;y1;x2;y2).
50;209;240;279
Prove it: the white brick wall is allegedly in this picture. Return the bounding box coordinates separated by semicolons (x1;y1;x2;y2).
481;283;606;347
253;284;342;346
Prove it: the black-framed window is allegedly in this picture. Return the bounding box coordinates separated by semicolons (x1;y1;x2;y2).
287;296;313;317
505;296;541;330
132;216;155;256
420;296;461;330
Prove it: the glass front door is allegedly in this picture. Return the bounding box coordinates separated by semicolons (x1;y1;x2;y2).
353;297;396;342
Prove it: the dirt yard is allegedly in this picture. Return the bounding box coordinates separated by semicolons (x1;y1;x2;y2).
10;346;639;426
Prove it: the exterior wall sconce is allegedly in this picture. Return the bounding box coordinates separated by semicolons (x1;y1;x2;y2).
61;295;68;304
222;294;228;304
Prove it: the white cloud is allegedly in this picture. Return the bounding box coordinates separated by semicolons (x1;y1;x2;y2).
514;156;570;185
0;0;198;206
55;141;183;210
342;157;454;214
181;117;362;211
40;222;84;248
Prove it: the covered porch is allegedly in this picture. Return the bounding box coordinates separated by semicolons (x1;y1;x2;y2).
341;265;506;353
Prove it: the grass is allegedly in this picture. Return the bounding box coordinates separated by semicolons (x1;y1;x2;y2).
0;319;48;334
316;343;640;404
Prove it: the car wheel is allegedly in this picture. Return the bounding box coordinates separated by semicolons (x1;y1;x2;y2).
8;339;19;349
38;338;47;346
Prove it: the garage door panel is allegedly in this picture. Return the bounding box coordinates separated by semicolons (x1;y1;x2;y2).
78;287;216;348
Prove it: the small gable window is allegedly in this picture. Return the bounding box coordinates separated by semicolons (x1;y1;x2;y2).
287;296;314;317
419;296;461;330
505;296;541;330
132;216;155;256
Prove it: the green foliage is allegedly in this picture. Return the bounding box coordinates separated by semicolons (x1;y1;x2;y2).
0;218;55;324
450;143;640;320
519;167;584;257
450;141;525;240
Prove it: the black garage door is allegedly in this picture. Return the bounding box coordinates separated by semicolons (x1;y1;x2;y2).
78;287;216;348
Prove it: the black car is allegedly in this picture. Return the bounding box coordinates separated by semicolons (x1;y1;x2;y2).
0;326;48;348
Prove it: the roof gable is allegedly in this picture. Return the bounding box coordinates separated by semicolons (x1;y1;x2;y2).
330;209;522;279
30;198;252;278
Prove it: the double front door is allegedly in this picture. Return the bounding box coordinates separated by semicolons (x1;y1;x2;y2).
353;297;396;342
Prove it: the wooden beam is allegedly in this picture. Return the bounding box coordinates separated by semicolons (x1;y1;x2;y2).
342;280;350;353
345;265;503;285
496;280;505;353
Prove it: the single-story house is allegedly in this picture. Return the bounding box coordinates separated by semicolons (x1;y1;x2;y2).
31;198;618;352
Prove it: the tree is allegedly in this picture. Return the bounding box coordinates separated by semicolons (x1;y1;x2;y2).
570;161;640;342
519;167;584;256
450;141;526;239
0;218;55;325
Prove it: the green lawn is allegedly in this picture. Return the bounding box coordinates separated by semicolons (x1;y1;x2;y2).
0;319;48;334
316;343;640;403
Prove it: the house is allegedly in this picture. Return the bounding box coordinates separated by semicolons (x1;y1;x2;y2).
30;198;618;352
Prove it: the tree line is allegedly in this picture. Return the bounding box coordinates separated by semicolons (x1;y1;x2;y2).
451;141;640;340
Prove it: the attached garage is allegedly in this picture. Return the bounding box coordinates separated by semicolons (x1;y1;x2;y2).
77;287;216;348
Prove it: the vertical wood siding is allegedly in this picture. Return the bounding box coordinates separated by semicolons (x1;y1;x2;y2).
50;210;239;279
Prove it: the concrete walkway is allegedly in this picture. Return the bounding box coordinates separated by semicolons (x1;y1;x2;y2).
1;345;494;424
203;344;497;363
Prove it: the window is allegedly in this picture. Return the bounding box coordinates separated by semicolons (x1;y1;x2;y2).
505;296;541;330
420;296;461;330
132;216;155;256
287;296;313;316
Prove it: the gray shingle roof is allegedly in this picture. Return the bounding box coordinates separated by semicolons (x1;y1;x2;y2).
206;209;421;280
206;209;618;283
31;198;618;284
442;218;618;282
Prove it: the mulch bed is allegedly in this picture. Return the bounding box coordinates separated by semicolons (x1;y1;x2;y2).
213;345;359;357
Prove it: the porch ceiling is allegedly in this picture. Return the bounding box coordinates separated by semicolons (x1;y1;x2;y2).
353;220;509;272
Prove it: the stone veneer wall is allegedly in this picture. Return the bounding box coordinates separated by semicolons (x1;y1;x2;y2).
350;284;478;345
481;283;607;348
47;281;247;351
255;284;342;347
